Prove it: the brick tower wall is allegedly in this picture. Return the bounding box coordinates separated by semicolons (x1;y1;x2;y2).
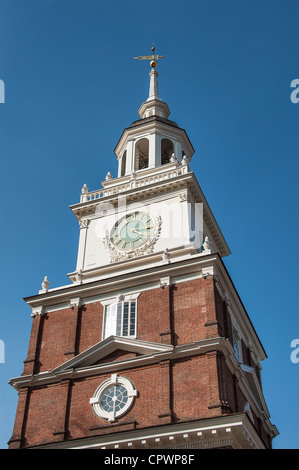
9;277;269;448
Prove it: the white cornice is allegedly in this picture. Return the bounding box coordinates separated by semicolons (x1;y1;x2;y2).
26;413;267;449
25;252;218;306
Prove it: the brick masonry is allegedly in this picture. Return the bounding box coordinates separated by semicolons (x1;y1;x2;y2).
8;276;272;449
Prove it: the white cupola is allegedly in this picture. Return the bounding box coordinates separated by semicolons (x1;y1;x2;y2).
114;60;194;178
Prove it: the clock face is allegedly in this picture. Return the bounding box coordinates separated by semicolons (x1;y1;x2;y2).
111;212;154;250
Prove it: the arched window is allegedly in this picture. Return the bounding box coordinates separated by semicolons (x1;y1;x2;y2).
120;151;126;177
161;138;174;165
134;138;149;171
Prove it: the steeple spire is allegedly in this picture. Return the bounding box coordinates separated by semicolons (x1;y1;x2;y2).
134;45;170;119
148;66;160;101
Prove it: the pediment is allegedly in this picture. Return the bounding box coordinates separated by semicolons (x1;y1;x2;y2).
52;336;173;373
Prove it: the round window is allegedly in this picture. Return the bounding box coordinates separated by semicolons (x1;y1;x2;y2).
90;374;137;422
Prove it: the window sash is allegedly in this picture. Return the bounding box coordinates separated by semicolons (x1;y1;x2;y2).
104;301;136;339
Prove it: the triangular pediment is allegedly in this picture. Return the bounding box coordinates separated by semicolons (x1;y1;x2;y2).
52;336;173;373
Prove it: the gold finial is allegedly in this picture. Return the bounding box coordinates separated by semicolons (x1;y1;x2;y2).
134;43;165;68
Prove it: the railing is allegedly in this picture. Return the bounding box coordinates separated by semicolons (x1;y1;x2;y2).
80;165;189;203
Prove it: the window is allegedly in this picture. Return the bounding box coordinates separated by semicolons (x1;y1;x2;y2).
90;374;138;422
103;300;137;339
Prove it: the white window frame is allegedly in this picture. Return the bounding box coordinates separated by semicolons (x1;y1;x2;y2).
90;374;138;422
233;326;243;363
101;293;140;340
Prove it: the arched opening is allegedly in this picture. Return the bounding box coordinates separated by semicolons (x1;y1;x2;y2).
120;151;127;176
161;138;174;165
135;138;149;171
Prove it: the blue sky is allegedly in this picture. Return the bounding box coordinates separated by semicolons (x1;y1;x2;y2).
0;0;298;449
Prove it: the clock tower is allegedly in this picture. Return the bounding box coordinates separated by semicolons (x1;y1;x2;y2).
8;52;278;449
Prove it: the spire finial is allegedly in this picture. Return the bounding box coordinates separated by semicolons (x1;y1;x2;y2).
134;44;165;68
136;44;170;119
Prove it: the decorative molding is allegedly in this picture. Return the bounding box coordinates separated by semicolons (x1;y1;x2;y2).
181;155;189;166
224;293;231;307
100;292;141;307
31;306;44;318
202;236;214;254
39;276;49;294
69;297;81;309
21;413;269;449
179;193;188;202
79;218;90;229
161;249;170;263
160;276;171;288
202;266;215;278
42;276;49;291
75;269;84;284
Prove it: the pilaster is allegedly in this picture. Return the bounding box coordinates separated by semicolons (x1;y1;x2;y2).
64;297;81;358
8;387;30;449
23;307;44;376
52;380;72;441
158;360;173;424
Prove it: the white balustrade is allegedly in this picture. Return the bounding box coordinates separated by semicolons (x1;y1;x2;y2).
80;165;189;202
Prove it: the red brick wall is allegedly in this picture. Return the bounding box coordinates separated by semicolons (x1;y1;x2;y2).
38;309;74;373
78;302;104;354
137;287;170;343
22;277;222;375
13;354;225;448
171;277;217;344
172;354;221;420
9;276;272;448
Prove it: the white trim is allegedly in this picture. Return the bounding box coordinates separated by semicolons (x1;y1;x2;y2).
52;335;174;374
232;324;242;363
26;413;268;449
90;374;137;422
101;296;139;340
100;292;141;306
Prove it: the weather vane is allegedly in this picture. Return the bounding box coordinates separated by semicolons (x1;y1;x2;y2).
134;44;165;68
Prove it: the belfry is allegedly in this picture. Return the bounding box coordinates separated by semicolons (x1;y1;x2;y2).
8;49;278;449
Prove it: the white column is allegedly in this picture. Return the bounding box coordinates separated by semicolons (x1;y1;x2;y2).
148;133;156;169
155;133;161;167
126;140;134;174
174;141;183;164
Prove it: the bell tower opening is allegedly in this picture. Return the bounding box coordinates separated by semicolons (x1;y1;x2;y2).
161;138;174;165
134;138;149;171
120;151;126;176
